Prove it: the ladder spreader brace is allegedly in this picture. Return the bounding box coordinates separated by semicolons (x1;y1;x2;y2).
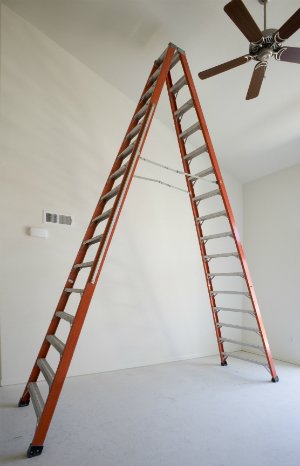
18;43;278;458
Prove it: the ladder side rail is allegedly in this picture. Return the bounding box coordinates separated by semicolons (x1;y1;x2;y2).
88;46;177;286
19;59;163;406
165;69;227;365
27;46;177;447
179;54;277;379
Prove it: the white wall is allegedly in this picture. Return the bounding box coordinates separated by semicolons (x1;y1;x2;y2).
243;164;300;365
0;6;244;386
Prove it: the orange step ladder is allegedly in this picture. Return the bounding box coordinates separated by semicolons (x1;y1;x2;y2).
18;43;278;458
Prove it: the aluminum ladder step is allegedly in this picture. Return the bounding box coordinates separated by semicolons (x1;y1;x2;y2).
222;352;268;369
155;49;180;67
56;311;75;324
37;358;55;387
170;76;187;94
204;252;239;260
200;231;233;241
210;290;250;297
189;167;214;181
126;123;142;141
150;52;180;84
149;65;162;84
83;234;103;246
101;185;120;202
155;48;167;65
208;272;244;278
141;83;155;103
135;102;149;121
174;98;194;118
193;188;220;202
217;322;259;333
118;142;135;160
214;306;254;316
184;144;207;162
64;288;84;294
197;210;227;222
110;163;128;181
46;335;65;355
28;382;44;421
179;122;200;139
220;338;264;352
93;208;112;224
170;53;181;69
73;261;94;269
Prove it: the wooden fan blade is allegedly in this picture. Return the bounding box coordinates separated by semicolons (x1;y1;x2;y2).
246;63;267;100
224;0;263;43
276;8;300;41
277;47;300;64
198;55;251;80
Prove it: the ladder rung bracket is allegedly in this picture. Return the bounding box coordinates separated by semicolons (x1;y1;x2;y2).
28;382;44;421
118;142;135;160
126;123;143;141
204;252;239;260
135;102;149;121
73;261;94;269
200;231;233;242
179;122;200;139
101;185;120;202
37;358;55;387
193;188;220;203
109;163;128;181
64;288;84;294
214;307;255;316
56;311;75;324
184;144;207;162
46;335;65;355
210;290;250;297
222;352;269;370
93;208;113;224
208;272;244;278
155;48;180;68
170;75;187;94
217;322;260;334
197;210;227;222
189;167;214;181
83;234;104;246
219;338;264;352
174;98;194;118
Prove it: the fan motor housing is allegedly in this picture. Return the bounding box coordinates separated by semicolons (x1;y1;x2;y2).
249;28;281;61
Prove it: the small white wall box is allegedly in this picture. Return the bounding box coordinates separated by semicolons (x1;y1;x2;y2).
29;227;49;239
43;211;73;226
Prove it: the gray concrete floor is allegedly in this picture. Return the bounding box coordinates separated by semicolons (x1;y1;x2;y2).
1;352;299;466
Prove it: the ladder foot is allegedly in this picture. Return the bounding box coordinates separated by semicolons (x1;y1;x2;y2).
18;398;30;407
27;444;44;458
221;360;228;366
271;376;279;383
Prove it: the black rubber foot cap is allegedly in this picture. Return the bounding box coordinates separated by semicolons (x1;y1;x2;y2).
18;399;30;407
271;376;279;383
27;444;44;458
221;360;228;366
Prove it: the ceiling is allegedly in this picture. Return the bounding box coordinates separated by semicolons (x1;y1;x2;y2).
3;0;300;182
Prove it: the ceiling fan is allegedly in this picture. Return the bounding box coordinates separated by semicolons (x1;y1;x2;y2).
198;0;300;99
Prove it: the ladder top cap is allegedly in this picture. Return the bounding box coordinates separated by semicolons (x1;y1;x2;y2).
168;42;186;54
